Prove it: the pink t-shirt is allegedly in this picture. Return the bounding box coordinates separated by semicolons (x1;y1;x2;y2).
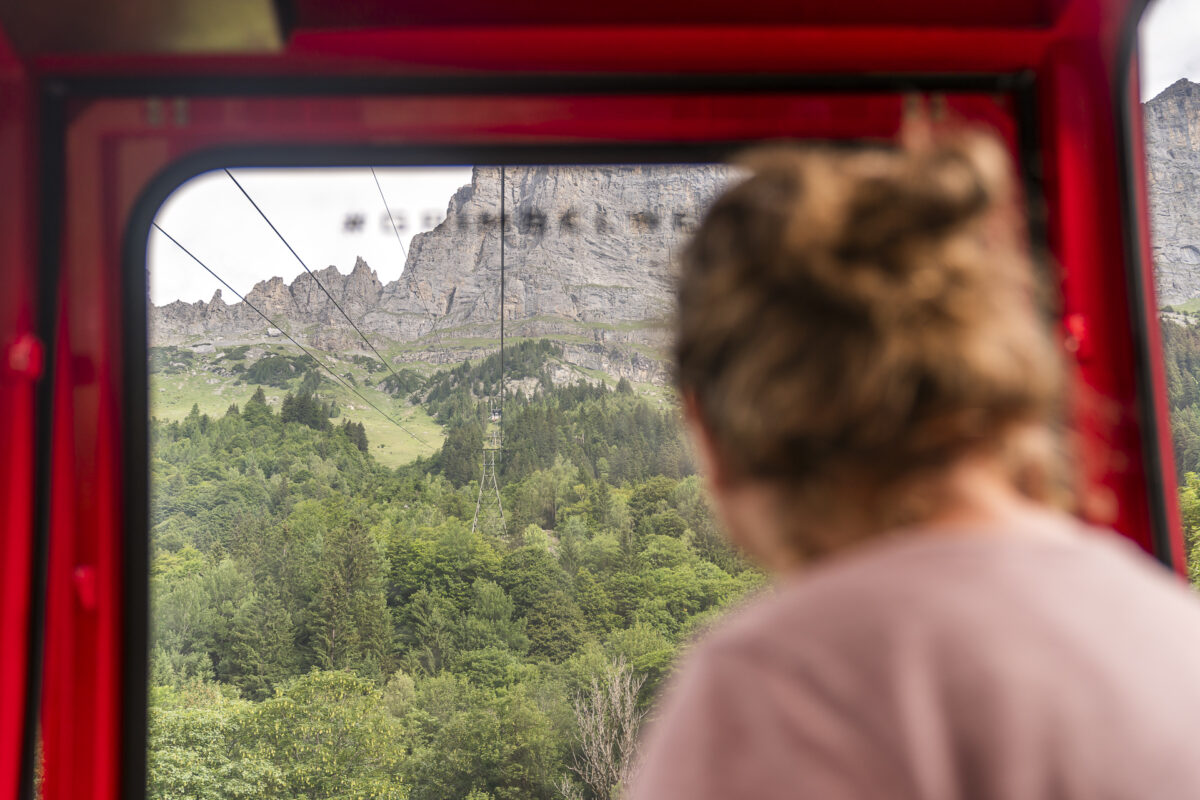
626;518;1200;800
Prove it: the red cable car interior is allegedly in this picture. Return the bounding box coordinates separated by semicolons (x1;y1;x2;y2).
0;1;1178;799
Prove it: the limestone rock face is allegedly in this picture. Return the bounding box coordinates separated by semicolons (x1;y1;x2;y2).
1145;79;1200;305
374;164;732;332
150;164;734;382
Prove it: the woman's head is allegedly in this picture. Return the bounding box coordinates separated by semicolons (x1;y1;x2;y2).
676;129;1066;563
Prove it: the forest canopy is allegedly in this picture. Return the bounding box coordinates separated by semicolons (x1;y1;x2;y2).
148;342;758;800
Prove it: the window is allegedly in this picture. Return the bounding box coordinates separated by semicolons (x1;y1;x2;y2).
1141;0;1200;582
144;162;759;799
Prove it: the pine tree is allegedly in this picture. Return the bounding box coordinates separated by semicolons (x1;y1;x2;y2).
340;420;370;453
243;386;274;426
280;391;298;424
309;560;360;671
307;518;391;679
305;393;331;431
229;580;299;700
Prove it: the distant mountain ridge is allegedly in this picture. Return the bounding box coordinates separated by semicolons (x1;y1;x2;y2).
151;164;734;382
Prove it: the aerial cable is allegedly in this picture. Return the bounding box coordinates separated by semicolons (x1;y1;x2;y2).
223;168;415;392
152;223;433;450
370;167;445;341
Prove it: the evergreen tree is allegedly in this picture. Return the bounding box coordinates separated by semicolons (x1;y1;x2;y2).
243;386;274;426
307;518;391;679
353;421;368;452
229;580;299;700
399;588;457;675
439;421;484;487
282;390;332;432
280;391;297;424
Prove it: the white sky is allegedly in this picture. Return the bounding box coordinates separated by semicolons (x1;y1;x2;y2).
147;1;1197;306
149;167;472;306
1140;0;1200;100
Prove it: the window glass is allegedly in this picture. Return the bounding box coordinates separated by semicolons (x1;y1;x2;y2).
145;163;758;799
1142;0;1200;581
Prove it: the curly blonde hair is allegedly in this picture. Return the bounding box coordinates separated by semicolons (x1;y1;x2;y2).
675;131;1067;552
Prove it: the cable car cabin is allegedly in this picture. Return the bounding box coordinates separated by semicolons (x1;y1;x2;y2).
0;1;1181;799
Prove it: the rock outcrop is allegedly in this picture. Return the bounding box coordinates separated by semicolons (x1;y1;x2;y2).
1145;78;1200;305
152;257;387;348
151;164;733;383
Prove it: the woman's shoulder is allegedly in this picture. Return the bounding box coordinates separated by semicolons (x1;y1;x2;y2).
699;511;1200;669
632;513;1200;800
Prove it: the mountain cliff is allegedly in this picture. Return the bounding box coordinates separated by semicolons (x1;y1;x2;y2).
1145;78;1200;306
151;164;733;381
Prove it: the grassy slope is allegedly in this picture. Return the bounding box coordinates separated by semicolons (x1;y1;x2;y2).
149;332;668;468
150;347;444;468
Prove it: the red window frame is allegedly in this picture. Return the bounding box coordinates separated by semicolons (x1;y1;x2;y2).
0;2;1173;798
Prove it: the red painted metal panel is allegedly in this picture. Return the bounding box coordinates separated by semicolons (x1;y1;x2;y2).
39;109;126;800
59;92;1019;153
1032;8;1174;562
33;27;1056;77
285;0;1063;29
0;55;37;800
1040;42;1130;533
